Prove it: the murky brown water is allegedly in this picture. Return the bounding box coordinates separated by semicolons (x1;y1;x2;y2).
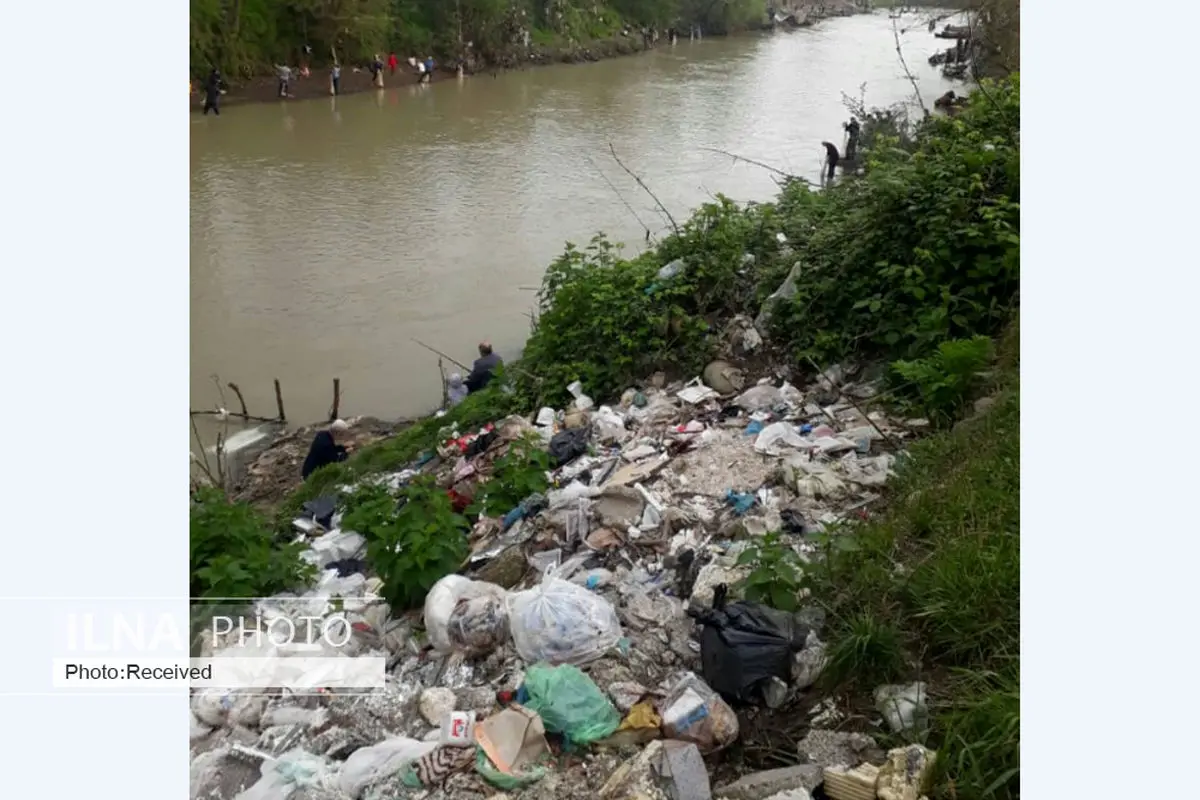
190;12;956;437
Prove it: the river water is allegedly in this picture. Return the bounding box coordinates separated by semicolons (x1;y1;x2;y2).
190;11;956;436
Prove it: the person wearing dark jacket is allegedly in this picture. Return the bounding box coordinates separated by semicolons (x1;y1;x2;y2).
821;141;840;184
843;117;861;161
465;341;503;393
203;69;223;115
301;419;350;480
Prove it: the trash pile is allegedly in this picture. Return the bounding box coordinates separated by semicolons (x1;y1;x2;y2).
193;359;934;800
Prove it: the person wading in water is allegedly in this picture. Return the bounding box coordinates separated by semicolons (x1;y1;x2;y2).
330;62;341;95
202;68;224;115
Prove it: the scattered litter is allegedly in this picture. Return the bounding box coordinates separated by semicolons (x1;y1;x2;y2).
198;342;926;800
875;681;929;735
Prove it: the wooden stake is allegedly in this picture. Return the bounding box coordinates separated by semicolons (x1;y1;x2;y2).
274;379;286;423
226;382;249;418
329;378;341;422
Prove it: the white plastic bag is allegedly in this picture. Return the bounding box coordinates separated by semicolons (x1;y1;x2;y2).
308;529;366;565
754;422;807;455
567;381;595;411
337;737;437;798
507;573;623;665
735;384;783;412
592;406;629;444
235;749;338;800
423;575;509;654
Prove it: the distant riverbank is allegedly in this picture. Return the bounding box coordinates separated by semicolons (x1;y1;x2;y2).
190;4;869;111
192;33;684;110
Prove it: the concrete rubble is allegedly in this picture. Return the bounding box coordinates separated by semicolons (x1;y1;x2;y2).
193;359;931;800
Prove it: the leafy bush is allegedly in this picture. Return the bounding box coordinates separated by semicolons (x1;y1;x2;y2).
736;531;806;611
468;435;552;517
341;477;469;609
890;335;994;424
190;487;312;599
771;76;1020;364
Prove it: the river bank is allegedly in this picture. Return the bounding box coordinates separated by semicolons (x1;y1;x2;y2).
189;3;868;111
191;74;1019;799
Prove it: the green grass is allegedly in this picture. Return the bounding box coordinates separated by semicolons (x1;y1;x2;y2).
810;322;1019;800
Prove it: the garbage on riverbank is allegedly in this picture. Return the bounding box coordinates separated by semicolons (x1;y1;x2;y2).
191;359;927;800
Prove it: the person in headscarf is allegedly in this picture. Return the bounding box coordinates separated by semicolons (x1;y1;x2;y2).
447;373;468;407
301;419;351;480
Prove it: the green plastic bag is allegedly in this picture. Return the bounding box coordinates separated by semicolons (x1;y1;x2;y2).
474;747;548;789
521;662;620;747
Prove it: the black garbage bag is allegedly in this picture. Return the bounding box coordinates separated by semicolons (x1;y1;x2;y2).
301;495;338;529
548;427;590;467
688;584;809;704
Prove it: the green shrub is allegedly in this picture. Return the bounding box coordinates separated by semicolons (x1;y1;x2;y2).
772;76;1020;365
341;477;469;609
736;531;806;611
190;487;312;599
468;434;552;517
890;335;994;424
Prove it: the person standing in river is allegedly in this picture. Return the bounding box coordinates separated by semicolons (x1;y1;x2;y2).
370;54;385;88
387;52;399;75
821;141;840;185
275;63;292;98
202;68;224;115
330;62;341;96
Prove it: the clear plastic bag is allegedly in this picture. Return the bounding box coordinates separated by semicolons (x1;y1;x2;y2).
506;572;623;665
658;672;740;753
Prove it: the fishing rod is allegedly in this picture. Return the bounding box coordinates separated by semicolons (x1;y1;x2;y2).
411;338;470;370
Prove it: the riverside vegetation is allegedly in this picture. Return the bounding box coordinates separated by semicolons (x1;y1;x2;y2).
190;74;1020;798
191;0;771;79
